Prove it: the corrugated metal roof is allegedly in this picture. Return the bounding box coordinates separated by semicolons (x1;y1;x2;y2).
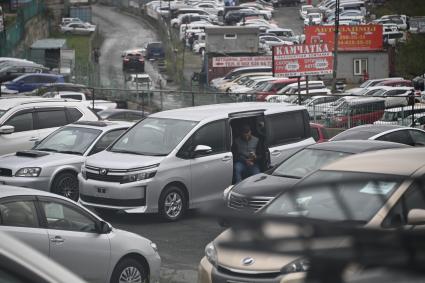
31;39;67;49
205;26;259;35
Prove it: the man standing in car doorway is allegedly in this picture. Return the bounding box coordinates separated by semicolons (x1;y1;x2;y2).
234;125;260;183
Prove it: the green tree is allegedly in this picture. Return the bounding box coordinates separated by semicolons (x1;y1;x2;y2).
395;34;425;78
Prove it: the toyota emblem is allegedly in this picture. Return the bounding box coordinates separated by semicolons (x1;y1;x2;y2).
242;257;255;266
100;168;108;175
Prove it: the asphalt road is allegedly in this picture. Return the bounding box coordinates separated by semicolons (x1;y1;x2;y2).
90;4;304;283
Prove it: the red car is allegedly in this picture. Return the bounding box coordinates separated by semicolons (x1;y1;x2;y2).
310;123;330;143
122;49;145;72
255;78;304;101
376;79;413;87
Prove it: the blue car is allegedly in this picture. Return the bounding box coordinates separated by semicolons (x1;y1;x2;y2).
145;42;165;60
4;73;65;93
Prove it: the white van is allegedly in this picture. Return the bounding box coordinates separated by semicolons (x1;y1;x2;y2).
179;22;213;40
79;103;315;221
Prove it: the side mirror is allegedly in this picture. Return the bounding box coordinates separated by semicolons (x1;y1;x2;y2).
407;209;425;225
98;220;112;234
193;145;212;155
0;125;15;135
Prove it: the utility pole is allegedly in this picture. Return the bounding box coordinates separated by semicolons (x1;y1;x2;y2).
331;0;340;92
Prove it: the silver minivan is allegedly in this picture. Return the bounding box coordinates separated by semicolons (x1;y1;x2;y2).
79;103;315;221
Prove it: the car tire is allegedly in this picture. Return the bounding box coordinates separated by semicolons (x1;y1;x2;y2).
110;258;148;283
159;185;187;221
51;172;79;201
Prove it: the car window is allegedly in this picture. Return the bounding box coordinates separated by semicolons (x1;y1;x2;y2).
21;75;36;83
376;130;414;146
268;111;308;146
190;120;227;156
382;181;425;228
5;112;34;132
0;201;38;227
61;94;83;100
109;113;127;121
126;112;144;121
41;201;97;232
409;130;425;146
67;108;83;123
36;110;68;129
89;129;126;155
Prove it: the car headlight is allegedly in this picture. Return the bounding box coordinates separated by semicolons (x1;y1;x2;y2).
15;167;41;177
223;185;234;201
205;242;218;267
122;171;156;183
150;242;159;253
281;258;310;274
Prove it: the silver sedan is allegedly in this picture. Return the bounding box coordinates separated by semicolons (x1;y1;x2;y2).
0;185;161;283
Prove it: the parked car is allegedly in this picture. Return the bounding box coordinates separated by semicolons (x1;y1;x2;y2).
304;12;322;25
79;103;315;221
42;91;117;112
224;140;409;213
259;35;294;48
61;17;87;25
301;95;340;119
4;73;65;93
60;22;96;35
324;97;386;128
122;49;145;72
310;122;332;142
0;97;99;155
144;42;165;60
0;61;49;83
0;230;88;283
374;105;425;125
98;109;148;121
330;124;425;146
255;78;302;101
210;66;272;89
31;82;93;97
345;77;404;94
299;4;313;19
200;147;425;283
0;121;131;200
0;185;161;283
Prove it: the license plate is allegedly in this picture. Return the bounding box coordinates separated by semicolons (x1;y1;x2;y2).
96;187;107;194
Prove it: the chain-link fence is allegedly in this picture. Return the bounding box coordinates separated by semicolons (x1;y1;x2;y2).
88;86;425;129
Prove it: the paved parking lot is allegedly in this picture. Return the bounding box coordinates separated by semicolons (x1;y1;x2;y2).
100;210;224;282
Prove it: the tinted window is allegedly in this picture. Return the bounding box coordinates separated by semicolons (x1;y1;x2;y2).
187;120;227;156
311;127;320;141
41;201;97;232
67;108;83;122
36;110;68;129
127;113;144;121
268;111;307;146
409;130;425;146
109;113;127;121
6;112;33;132
376;130;414;146
61;94;83;100
0;201;38;227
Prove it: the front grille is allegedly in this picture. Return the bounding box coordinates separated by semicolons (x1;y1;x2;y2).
0;168;12;177
228;194;273;212
217;266;281;280
86;172;123;183
80;194;146;207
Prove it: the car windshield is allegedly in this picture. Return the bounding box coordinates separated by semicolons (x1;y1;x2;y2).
272;149;350;179
373;89;387;96
301;98;314;105
110;117;198;156
264;171;401;223
35;126;101;155
359;80;373;88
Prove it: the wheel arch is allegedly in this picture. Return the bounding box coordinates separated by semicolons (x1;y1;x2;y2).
160;181;189;208
49;168;79;192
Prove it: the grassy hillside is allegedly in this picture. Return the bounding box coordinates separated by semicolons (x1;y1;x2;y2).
371;0;425;17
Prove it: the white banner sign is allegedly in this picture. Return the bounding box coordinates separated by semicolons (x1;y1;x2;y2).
212;56;272;68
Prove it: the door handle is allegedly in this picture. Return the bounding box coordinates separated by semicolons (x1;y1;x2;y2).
221;156;232;161
271;150;281;156
29;137;39;142
50;236;64;243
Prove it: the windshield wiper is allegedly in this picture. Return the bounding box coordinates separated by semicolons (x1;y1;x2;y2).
36;148;59;152
110;149;145;155
272;173;302;179
58;150;83;155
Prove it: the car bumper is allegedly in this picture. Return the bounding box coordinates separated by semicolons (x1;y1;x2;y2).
147;253;161;283
78;174;157;213
0;176;51;191
198;257;306;283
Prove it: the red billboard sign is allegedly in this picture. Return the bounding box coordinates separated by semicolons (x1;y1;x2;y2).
273;44;333;77
304;24;383;51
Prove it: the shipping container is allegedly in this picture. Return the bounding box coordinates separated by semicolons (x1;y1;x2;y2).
69;5;92;23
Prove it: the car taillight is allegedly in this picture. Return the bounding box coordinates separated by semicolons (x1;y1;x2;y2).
124;58;130;62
